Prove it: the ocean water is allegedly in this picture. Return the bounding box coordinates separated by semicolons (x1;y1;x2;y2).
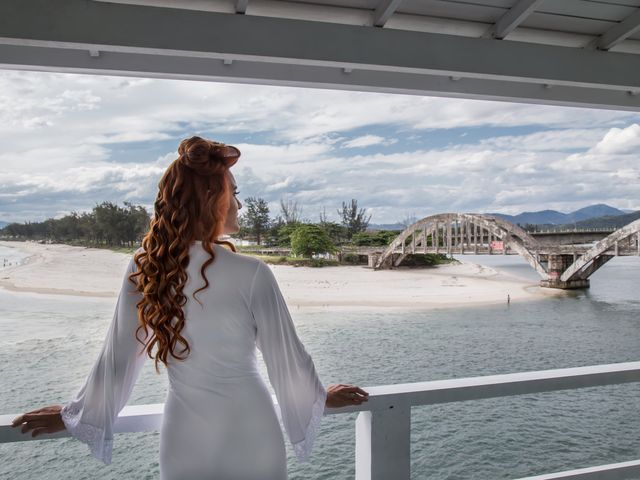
1;246;640;479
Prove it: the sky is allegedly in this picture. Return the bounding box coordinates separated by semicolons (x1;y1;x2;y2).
0;69;639;225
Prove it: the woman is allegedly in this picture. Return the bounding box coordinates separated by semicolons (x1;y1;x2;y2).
11;136;368;479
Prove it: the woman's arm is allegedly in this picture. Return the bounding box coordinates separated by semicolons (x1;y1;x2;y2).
250;261;367;462
12;256;148;464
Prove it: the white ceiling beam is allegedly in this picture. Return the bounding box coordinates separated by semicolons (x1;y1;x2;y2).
373;0;403;28
594;9;640;51
235;0;248;14
487;0;544;40
2;44;639;111
0;0;639;110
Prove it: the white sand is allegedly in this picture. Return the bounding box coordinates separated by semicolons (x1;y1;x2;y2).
0;241;561;309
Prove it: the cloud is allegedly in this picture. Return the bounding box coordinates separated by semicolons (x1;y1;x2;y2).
342;135;396;148
0;69;639;223
591;123;640;155
480;128;610;152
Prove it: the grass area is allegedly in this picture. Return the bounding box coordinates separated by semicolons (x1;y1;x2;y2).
241;252;457;268
242;254;340;268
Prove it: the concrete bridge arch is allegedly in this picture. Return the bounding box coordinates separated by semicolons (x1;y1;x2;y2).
373;213;547;278
373;213;640;290
559;219;640;284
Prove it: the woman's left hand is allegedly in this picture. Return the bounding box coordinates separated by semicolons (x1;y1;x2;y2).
11;405;67;438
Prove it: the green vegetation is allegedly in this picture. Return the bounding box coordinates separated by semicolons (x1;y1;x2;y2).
0;201;149;248
290;224;336;258
397;253;456;267
338;199;371;240
1;195;451;269
240;197;271;245
244;254;339;268
352;230;399;246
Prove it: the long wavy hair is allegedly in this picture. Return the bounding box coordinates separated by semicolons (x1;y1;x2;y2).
129;136;240;373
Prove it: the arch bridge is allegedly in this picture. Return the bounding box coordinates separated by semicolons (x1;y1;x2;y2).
373;213;640;290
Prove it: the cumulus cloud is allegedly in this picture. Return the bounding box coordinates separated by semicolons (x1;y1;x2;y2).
0;69;639;223
342;135;396;148
591;123;640;155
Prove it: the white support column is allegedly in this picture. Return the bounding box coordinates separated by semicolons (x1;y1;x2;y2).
615;240;619;256
446;221;452;254
412;232;416;254
454;221;459;252
473;224;478;254
637;232;640;256
423;226;427;254
355;408;411;480
435;222;439;254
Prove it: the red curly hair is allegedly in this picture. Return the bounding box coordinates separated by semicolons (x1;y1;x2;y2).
129;136;239;372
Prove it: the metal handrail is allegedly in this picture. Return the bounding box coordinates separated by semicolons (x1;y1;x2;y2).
2;362;640;479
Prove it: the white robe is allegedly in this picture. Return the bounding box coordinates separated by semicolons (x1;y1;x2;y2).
60;242;327;479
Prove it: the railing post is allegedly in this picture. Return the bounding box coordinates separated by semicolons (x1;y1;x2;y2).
355;408;411;480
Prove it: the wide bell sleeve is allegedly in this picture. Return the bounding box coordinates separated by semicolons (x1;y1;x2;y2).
250;261;327;463
60;256;148;465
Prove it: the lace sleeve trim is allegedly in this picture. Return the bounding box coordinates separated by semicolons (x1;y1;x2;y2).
60;403;113;465
292;387;327;463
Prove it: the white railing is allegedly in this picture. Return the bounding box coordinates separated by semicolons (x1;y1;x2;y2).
2;362;640;479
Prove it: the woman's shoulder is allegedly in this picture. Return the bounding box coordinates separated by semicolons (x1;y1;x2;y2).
132;242;267;275
218;245;269;272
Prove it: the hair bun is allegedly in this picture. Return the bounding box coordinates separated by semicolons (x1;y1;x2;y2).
177;136;240;176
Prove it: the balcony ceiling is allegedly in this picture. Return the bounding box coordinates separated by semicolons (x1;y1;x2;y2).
0;0;639;110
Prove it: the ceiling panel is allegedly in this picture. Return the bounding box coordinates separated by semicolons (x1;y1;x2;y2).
538;0;637;21
585;0;640;7
521;12;617;35
398;0;505;22
286;0;378;9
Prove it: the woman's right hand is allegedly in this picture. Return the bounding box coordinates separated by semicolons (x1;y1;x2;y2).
325;384;369;408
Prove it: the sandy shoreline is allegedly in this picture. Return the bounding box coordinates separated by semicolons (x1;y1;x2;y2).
0;241;562;310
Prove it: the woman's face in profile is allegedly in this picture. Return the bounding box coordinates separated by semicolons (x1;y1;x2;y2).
223;171;242;235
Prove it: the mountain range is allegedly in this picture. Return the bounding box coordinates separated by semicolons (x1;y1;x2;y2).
488;204;629;226
369;204;636;231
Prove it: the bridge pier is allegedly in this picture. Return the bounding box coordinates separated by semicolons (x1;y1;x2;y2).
540;254;590;289
541;278;590;289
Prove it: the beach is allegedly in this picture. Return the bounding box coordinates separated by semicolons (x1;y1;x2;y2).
0;241;561;309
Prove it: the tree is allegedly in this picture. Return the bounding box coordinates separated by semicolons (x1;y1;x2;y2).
400;213;418;229
279;198;302;224
274;222;301;247
352;230;398;246
290;224;336;258
242;197;271;245
0;202;150;246
338;199;371;240
319;221;348;245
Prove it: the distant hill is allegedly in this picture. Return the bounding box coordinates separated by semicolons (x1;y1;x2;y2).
489;204;628;226
571;210;640;229
366;204;634;232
